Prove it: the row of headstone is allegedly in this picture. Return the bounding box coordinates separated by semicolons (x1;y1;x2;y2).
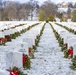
0;21;27;31
52;23;76;56
59;29;76;56
5;22;43;71
0;21;39;31
65;36;76;56
0;21;38;38
5;36;38;70
0;25;26;37
5;37;35;69
58;22;76;32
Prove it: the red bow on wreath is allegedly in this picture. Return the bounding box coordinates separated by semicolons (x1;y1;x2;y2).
5;35;10;39
10;69;18;75
0;38;5;43
23;55;27;64
13;70;18;75
68;49;73;58
28;49;31;53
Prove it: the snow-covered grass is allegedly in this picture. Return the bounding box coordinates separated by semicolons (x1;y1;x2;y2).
0;21;76;75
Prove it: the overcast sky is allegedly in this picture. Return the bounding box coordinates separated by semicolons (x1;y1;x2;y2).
6;0;76;4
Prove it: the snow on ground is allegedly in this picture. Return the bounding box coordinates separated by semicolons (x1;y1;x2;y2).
0;22;76;75
24;23;76;75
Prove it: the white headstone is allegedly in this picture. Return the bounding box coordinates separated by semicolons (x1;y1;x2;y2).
58;29;67;35
15;27;21;32
67;37;76;48
24;35;35;45
11;28;17;34
0;32;4;38
0;23;4;30
64;35;75;44
6;51;23;69
0;69;9;75
16;42;28;54
23;37;34;48
4;30;11;35
4;46;16;52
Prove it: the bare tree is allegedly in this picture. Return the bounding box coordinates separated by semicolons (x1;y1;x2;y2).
29;0;39;20
17;3;31;20
4;1;18;20
0;0;39;21
68;3;73;8
0;0;3;20
40;1;57;19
